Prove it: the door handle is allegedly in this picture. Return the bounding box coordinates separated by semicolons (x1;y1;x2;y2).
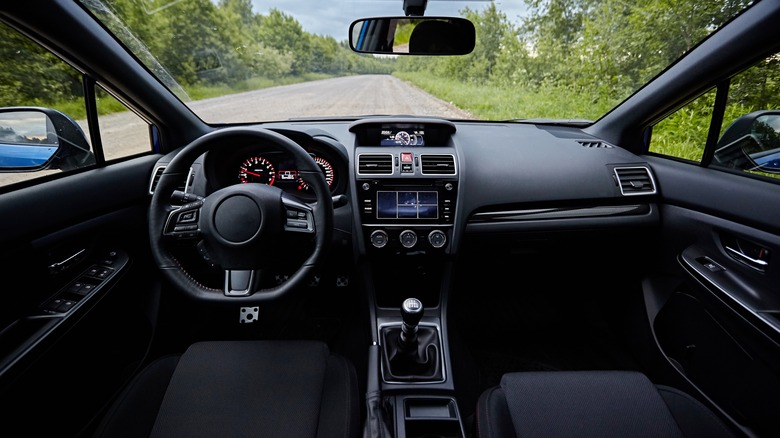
721;233;770;272
48;248;86;274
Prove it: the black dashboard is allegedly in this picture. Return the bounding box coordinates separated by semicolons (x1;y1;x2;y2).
165;117;660;261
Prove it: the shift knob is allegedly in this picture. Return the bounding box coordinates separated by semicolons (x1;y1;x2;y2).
400;298;424;348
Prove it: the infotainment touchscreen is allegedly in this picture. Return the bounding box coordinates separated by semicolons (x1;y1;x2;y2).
379;127;425;146
377;190;438;219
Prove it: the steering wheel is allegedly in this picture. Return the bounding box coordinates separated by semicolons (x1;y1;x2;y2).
149;127;333;305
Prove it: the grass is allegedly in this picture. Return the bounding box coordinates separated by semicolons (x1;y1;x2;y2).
184;73;333;101
394;71;614;121
42;73;336;120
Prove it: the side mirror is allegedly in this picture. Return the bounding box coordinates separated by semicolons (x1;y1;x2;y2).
349;16;475;56
714;110;780;174
0;107;95;172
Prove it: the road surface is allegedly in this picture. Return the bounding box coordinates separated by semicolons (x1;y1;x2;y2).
1;75;473;185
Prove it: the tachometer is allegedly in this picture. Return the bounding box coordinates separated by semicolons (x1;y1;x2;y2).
238;156;276;184
298;156;334;192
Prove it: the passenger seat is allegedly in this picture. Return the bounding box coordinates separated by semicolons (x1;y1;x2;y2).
475;370;740;437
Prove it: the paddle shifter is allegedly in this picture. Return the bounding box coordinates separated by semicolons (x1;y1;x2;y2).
380;297;442;382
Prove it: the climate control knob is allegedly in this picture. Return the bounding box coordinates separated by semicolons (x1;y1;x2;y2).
399;229;417;248
428;230;447;248
370;230;389;248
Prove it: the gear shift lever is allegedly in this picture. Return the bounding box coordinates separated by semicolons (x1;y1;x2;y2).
400;297;424;350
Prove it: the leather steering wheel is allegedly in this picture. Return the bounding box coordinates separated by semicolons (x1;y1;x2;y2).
149;127;333;305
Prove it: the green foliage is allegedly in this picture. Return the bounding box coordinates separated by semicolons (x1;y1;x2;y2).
1;0;766;159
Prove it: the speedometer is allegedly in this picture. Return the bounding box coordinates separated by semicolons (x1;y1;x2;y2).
238;156;276;184
298;156;334;192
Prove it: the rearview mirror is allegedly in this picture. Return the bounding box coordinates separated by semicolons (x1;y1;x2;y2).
0;107;94;172
349;17;475;56
714;110;780;174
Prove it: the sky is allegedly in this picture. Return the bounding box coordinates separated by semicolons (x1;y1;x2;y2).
249;0;528;41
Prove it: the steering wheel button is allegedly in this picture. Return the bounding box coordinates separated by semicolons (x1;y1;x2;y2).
179;211;197;223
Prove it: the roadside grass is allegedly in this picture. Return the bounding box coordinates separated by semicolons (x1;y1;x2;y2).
43;73;335;120
185;73;333;101
394;71;614;121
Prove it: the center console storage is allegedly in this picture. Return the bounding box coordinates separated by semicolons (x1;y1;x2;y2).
389;395;466;438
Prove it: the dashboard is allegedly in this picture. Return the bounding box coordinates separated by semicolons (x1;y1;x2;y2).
167;118;660;260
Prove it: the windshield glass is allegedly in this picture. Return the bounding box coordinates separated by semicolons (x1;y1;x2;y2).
80;0;754;124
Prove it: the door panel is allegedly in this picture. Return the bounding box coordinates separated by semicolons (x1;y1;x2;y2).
0;155;161;436
645;156;780;437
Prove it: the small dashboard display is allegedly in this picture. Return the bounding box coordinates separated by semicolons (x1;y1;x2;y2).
377;190;438;219
380;127;425;146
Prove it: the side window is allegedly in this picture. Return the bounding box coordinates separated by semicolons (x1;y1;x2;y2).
649;50;780;180
0;21;92;188
648;88;716;163
96;86;152;160
0;21;151;190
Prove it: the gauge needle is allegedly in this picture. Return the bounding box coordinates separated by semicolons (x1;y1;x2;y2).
243;170;262;177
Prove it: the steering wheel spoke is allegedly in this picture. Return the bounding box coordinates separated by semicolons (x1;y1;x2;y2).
162;199;203;240
223;269;259;296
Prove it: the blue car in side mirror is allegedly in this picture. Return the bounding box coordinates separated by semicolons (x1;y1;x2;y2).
0;107;95;172
714;110;780;174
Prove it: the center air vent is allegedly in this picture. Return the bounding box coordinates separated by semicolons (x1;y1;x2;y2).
420;154;456;175
358;153;393;175
614;166;656;196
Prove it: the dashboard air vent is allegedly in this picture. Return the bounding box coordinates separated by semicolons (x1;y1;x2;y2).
148;165;166;194
358;154;393;175
578;140;613;148
614;166;656;196
420;154;456;175
148;165;191;195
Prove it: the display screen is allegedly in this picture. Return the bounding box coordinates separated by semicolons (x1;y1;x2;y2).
377;191;438;219
379;127;425;146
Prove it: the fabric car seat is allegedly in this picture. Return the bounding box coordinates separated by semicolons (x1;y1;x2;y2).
476;370;739;438
92;340;360;438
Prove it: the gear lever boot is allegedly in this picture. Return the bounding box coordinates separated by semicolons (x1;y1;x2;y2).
380;297;442;382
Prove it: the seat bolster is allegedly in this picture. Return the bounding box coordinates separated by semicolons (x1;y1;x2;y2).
316;353;361;438
656;385;739;438
92;355;180;438
476;386;517;438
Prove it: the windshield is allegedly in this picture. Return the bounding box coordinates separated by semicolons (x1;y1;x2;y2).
80;0;753;124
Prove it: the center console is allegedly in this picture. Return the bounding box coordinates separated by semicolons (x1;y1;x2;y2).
350;119;466;438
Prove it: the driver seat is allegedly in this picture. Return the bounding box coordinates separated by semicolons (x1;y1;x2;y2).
92;340;360;438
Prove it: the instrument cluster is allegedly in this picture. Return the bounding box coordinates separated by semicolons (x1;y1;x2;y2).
205;138;346;201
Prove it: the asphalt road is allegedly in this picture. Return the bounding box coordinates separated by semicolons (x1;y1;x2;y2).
1;75;473;186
